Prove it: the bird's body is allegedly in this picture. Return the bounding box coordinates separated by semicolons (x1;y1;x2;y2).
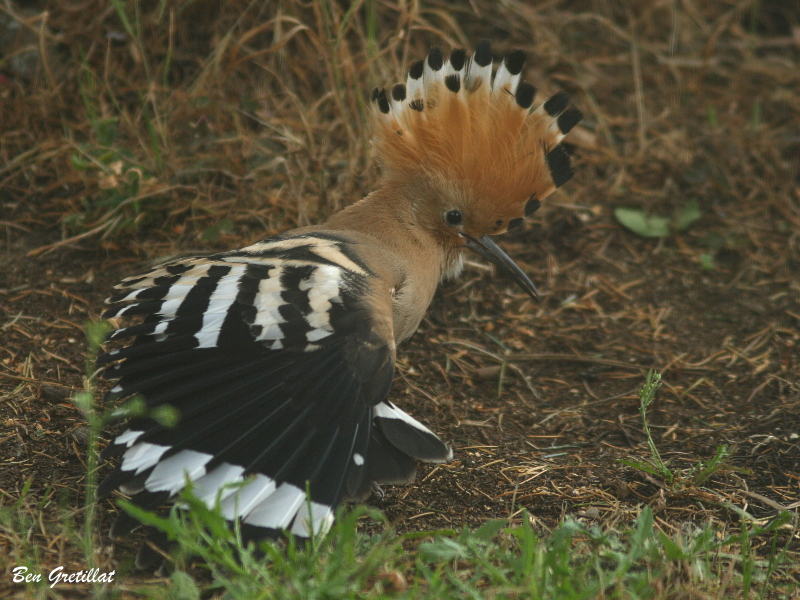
98;41;581;565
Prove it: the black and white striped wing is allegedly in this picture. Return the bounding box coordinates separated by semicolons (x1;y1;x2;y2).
97;232;450;551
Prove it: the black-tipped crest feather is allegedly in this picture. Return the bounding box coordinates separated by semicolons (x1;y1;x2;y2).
391;83;406;102
504;50;526;75
474;40;492;67
515;81;536;109
544;91;569;116
427;47;443;71
449;48;466;70
546;145;574;188
557;107;583;134
408;60;423;80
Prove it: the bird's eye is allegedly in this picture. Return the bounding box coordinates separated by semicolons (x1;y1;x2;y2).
445;209;463;226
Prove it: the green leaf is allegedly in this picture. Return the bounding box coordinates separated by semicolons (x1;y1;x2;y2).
85;319;112;350
615;201;701;238
753;510;794;535
631;506;654;550
614;207;671;238
690;444;730;485
168;570;201;600
70;153;92;171
72;391;94;415
152;404;181;428
699;253;716;271
201;218;235;242
474;519;507;541
706;104;718;129
419;537;467;563
114;395;147;419
96;117;119;147
619;458;665;478
118;498;178;537
657;530;685;560
674;199;702;231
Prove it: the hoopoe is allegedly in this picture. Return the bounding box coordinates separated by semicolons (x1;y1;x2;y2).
97;40;581;565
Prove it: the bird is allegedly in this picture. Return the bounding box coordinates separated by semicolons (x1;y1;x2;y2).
96;40;581;566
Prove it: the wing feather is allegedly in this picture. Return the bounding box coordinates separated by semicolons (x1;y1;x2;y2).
99;232;451;548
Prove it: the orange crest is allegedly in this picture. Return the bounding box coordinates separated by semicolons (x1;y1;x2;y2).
370;41;581;225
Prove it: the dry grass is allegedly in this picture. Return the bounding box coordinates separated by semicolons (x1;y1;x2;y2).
1;0;799;597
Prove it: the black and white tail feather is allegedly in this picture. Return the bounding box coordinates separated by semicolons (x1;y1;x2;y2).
98;232;451;568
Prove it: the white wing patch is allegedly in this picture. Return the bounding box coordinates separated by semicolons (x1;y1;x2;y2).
219;474;277;519
242;236;368;277
121;442;170;474
307;242;368;277
115;441;335;537
300;264;342;342
105;234;367;354
290;500;334;537
144;449;213;495
228;480;334;537
243;482;306;529
114;429;144;448
191;462;246;505
373;401;437;436
196;265;246;348
112;262;213;295
252;266;287;342
152;320;170;342
240;481;333;536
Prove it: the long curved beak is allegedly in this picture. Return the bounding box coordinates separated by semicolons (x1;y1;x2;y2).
462;234;539;300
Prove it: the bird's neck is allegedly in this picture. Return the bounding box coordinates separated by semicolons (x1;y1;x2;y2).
324;186;458;279
323;186;462;341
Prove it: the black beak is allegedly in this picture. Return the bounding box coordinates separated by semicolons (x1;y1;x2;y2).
462;234;539;300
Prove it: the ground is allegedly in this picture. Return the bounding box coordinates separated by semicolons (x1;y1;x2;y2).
1;0;799;595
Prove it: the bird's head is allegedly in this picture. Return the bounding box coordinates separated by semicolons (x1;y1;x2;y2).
370;41;582;300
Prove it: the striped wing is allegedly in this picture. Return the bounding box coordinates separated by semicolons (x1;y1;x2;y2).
97;232;451;564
